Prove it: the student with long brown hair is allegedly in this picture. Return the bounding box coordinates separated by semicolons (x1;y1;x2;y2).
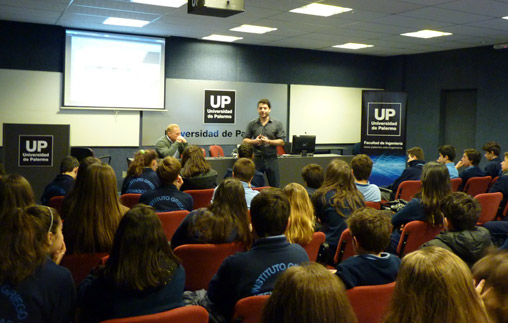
389;162;451;252
382;246;490;323
171;178;252;249
121;149;160;195
262;262;357;323
472;250;508;323
62;162;128;254
179;145;217;191
282;182;315;245
312;159;365;260
0;173;36;215
78;205;185;322
0;207;75;322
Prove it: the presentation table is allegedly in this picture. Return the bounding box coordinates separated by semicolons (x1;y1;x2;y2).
207;154;353;188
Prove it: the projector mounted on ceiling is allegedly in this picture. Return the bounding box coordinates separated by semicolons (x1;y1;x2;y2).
188;0;244;17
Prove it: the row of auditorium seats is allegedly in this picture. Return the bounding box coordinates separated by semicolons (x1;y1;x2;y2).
99;281;395;323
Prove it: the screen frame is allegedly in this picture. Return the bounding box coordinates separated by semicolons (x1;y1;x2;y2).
63;29;166;111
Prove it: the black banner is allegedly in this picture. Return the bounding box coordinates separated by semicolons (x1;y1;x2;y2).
361;91;407;186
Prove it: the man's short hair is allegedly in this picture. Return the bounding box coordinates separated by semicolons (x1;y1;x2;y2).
440;192;481;231
238;143;254;159
351;154;373;181
165;124;179;134
257;98;271;108
233;158;256;183
250;188;290;238
482;141;501;156
301;164;324;189
407;147;424;160
60;156;79;173
157;157;181;185
346;208;392;254
464;148;482;166
438;145;456;162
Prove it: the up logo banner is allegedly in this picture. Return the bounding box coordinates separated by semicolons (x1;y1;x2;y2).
204;90;236;124
367;103;401;136
19;135;53;167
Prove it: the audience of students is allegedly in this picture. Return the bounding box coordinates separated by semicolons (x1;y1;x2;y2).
336;207;400;289
383;146;426;200
224;143;266;188
351;154;381;202
0;207;75;322
312;159;365;262
121;149;161;195
472;250;508;323
41;156;79;205
5;140;508;322
422;192;492;267
436;144;459;178
62;162;128;254
180;145;217;191
389;162;450;253
282;182;315;245
382;246;491;323
262;262;357;323
0;173;36;215
171;178;252;249
78;205;185;323
301;163;324;196
482;141;502;178
139;156;193;212
487;151;508;219
456;148;486;191
206;188;309;321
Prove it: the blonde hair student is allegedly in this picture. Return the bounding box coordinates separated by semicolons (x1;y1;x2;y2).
382;246;491;323
282;183;315;245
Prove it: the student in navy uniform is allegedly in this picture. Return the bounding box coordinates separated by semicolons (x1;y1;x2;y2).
312;159;365;263
41;156;79;205
78;205;185;323
121;149;161;195
179;145;217;191
482;141;502;178
223;143;265;188
140;156;193;212
206;188;309;321
0;207;75;323
383;147;426;200
456;148;486;191
483;152;508;246
301;163;324;197
389;162;451;253
171;178;252;249
436;145;459;179
336;207;400;289
423;192;491;267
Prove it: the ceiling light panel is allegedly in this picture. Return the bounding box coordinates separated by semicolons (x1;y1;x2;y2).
131;0;187;8
202;34;243;42
103;17;149;27
289;3;352;17
401;29;452;39
333;43;374;49
230;24;277;34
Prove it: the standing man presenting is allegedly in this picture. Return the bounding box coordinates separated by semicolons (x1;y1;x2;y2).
155;124;188;158
243;98;285;187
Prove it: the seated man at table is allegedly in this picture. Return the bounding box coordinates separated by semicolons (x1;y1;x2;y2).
206;188;309;321
155;123;188;158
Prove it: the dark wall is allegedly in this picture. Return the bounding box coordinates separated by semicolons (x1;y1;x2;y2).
385;46;508;168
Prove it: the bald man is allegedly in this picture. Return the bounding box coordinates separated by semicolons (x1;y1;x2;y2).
155;124;188;158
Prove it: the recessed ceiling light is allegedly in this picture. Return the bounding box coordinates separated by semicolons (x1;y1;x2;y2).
230;24;277;34
289;3;352;17
103;17;149;27
202;34;243;42
333;43;374;50
401;29;452;39
502;16;508;20
131;0;187;7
